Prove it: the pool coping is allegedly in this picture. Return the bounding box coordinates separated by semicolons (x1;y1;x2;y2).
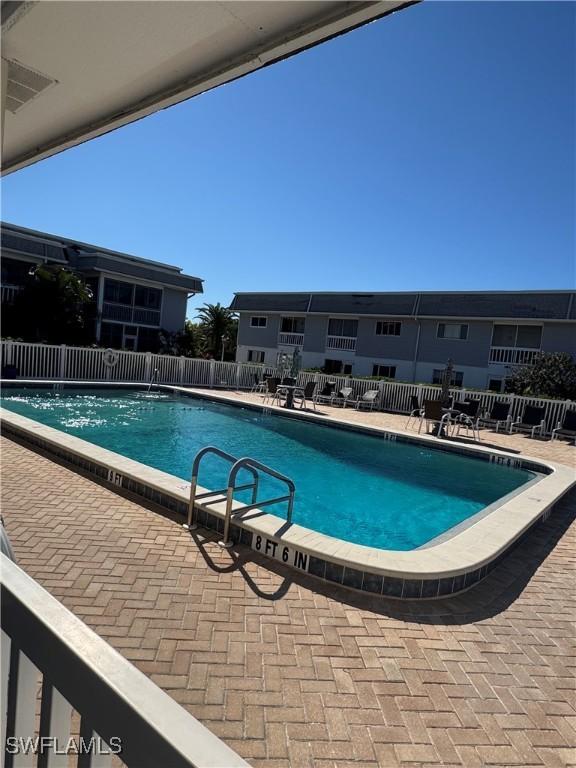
1;380;575;600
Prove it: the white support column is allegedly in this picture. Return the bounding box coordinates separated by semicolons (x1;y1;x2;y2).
1;58;7;156
95;274;105;343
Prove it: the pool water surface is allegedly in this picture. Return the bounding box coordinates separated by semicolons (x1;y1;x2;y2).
0;388;537;551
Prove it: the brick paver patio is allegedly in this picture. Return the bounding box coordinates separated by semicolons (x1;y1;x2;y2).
1;427;575;767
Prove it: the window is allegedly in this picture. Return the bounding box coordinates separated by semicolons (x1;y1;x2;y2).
250;316;267;328
323;359;352;375
372;364;396;379
375;321;401;336
247;350;265;363
137;326;161;353
488;378;503;392
134;285;161;309
328;318;358;337
492;324;542;349
99;322;123;349
437;323;468;340
103;279;133;305
432;369;464;387
280;317;305;334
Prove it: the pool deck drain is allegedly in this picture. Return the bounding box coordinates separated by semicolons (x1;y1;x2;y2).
2;435;575;768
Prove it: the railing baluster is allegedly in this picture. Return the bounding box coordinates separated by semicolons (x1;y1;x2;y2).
5;648;40;768
1;630;11;768
38;681;72;768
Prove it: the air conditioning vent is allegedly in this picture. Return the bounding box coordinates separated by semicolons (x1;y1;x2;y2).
4;58;57;113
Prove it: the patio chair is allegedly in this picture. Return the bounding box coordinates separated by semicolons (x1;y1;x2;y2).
251;373;266;394
354;389;380;411
551;409;576;443
263;377;281;405
478;401;511;433
405;395;422;430
315;381;336;407
418;399;445;435
453;400;481;441
293;381;317;411
510;405;546;438
332;387;354;408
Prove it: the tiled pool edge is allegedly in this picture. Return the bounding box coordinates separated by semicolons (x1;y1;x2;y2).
1;396;574;601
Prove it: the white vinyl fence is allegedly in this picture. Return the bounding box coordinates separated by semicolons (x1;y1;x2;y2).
1;341;573;435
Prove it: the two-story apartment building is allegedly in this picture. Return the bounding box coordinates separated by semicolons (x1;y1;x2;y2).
230;291;576;391
1;222;203;351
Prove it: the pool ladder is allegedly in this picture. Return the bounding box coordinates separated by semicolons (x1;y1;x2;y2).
183;446;295;548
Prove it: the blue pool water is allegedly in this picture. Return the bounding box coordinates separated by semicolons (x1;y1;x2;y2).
1;388;536;551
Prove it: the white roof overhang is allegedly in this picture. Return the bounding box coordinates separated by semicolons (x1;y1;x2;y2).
1;0;415;175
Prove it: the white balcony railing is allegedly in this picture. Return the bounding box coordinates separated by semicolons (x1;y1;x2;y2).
102;303;161;327
1;553;248;768
489;347;540;365
1;285;23;305
278;333;304;346
326;335;356;351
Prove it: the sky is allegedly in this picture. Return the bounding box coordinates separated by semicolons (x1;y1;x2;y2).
1;1;574;318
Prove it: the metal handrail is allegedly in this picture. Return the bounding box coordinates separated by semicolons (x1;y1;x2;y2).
183;446;259;531
220;457;295;548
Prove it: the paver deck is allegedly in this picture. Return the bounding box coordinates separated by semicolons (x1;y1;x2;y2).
1;424;575;768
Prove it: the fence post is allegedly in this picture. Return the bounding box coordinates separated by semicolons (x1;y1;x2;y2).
209;359;215;389
145;352;152;382
4;340;13;365
235;363;241;391
59;344;67;380
377;380;384;410
179;356;185;385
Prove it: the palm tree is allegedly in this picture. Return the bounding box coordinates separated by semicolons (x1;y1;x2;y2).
195;303;237;359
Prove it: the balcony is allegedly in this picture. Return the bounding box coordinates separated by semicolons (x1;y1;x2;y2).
278;332;304;346
326;335;356;351
102;303;161;327
1;553;247;768
489;347;540;365
1;285;23;305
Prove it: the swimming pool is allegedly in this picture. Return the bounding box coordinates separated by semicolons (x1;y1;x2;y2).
0;387;537;551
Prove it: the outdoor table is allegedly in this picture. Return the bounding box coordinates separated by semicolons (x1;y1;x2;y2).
278;384;298;409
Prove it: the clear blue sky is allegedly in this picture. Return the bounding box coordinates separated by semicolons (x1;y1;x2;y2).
2;1;574;318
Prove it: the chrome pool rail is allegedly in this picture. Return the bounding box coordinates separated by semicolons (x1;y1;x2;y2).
183;446;295;548
183;446;259;531
219;457;295;549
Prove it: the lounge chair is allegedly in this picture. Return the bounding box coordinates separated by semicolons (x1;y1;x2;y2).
332;387;354;408
293;381;317;411
551;409;576;443
418;399;446;434
405;395;422;430
510;405;546;438
354;389;380;411
478;401;511;433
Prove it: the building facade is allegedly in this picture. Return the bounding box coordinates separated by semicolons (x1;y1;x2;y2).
1;222;202;351
230;291;576;391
